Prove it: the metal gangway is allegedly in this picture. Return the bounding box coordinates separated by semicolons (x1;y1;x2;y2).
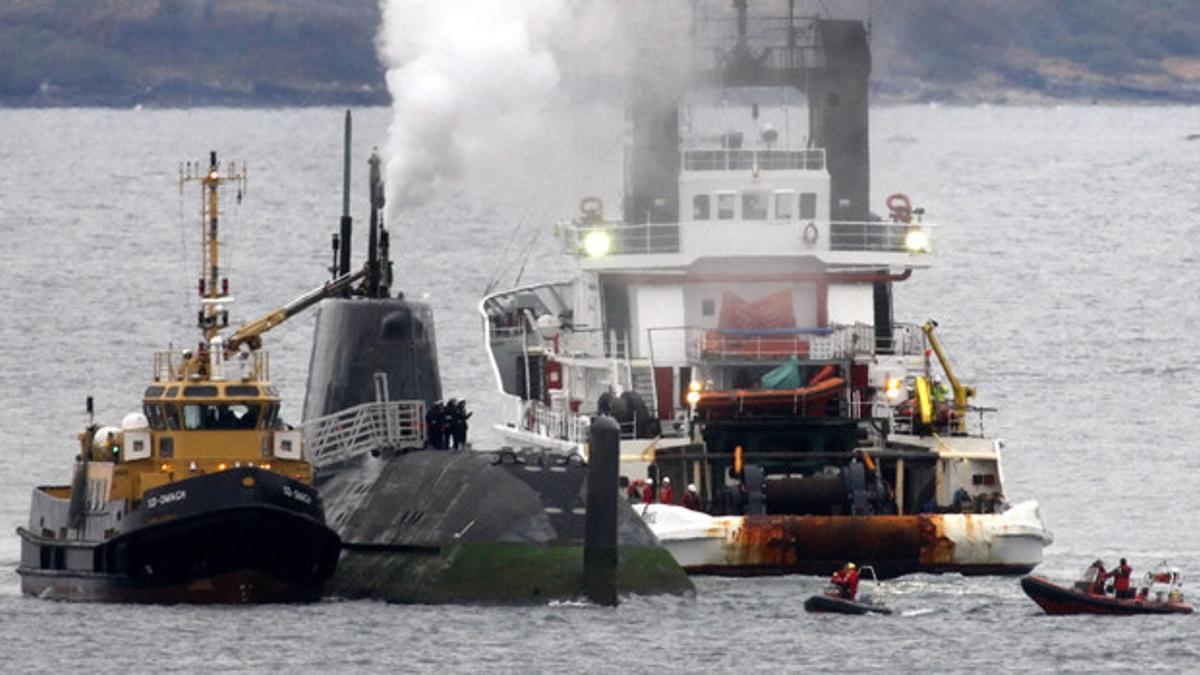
301;400;425;470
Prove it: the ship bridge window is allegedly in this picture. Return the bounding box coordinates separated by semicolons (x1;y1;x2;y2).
800;193;817;219
742;192;768;220
184;385;219;398
144;404;167;431
774;192;794;220
226;385;260;397
143;386;165;398
162;403;181;431
692;194;710;221
259;403;280;430
717;193;735;220
182;403;261;431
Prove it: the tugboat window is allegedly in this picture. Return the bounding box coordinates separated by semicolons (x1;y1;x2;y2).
717;193;735;220
800;192;817;219
183;403;261;430
184;385;219;397
144;404;166;431
693;194;710;220
742;192;768;220
226;385;259;397
162;404;181;431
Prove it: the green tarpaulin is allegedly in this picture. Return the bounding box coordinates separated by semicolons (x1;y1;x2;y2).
761;355;801;390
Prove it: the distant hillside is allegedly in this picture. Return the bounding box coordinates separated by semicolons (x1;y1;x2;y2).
3;0;1200;107
0;0;386;106
871;0;1200;103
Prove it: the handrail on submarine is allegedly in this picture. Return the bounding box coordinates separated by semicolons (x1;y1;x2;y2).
225;265;368;354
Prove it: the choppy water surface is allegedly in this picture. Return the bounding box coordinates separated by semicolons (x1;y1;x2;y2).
2;106;1199;672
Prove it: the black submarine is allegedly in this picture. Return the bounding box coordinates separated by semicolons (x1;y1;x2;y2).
300;114;692;604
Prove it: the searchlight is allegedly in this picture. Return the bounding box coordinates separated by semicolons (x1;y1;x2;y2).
904;229;930;253
583;229;612;258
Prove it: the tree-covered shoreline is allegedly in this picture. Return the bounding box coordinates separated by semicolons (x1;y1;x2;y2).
3;0;1199;108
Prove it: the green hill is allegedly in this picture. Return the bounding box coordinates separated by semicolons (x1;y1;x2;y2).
3;0;1199;106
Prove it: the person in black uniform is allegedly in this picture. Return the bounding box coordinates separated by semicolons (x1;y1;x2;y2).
449;399;471;449
426;401;445;449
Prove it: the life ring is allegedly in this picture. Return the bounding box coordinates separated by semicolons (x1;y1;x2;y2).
803;222;819;245
579;196;603;218
886;193;912;223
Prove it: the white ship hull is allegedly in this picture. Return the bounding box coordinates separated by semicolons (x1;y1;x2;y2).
638;500;1052;577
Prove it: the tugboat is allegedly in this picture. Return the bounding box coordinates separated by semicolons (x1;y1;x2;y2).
479;3;1052;578
297;114;692;604
16;154;341;603
1021;562;1194;616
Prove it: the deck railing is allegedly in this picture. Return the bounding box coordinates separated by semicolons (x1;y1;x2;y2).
829;221;935;253
559;221;681;256
681;148;825;172
301;400;425;469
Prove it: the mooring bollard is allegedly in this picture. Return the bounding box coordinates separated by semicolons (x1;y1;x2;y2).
584;415;620;606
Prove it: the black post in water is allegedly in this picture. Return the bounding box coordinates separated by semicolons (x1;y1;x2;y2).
584;415;620;606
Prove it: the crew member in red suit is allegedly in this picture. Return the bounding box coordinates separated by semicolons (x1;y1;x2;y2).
681;483;701;510
1086;559;1109;595
658;476;674;504
641;480;654;504
1111;558;1134;599
830;562;859;600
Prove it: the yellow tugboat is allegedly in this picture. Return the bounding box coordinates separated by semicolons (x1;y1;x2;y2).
16;153;343;603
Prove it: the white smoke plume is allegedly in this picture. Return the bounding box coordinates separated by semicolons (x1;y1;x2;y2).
376;0;629;218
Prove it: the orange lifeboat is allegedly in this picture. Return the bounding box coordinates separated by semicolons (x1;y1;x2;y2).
694;377;845;417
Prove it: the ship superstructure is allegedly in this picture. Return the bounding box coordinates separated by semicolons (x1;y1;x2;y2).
480;2;1051;577
16;153;341;602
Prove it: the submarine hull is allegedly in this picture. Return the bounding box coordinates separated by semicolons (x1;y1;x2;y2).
17;468;340;603
305;297;691;603
320;448;692;604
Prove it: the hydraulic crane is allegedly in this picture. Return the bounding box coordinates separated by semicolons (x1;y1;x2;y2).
921;320;976;433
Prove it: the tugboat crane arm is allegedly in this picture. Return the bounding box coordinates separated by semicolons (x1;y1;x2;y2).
226;266;368;353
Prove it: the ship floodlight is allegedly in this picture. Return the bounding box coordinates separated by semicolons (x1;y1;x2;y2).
688;380;703;393
686;390;701;406
885;377;904;401
905;229;930;253
582;229;612;258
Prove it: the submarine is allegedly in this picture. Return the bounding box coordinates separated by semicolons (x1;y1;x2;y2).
299;114;692;604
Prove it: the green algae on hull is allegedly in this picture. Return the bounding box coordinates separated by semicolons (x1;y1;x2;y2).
330;543;694;604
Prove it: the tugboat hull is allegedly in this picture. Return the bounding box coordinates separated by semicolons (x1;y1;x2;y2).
17;468;340;603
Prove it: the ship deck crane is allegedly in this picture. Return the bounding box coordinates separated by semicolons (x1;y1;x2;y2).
921;319;976;433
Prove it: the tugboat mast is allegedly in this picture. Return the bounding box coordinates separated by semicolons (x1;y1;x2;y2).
183;151;247;341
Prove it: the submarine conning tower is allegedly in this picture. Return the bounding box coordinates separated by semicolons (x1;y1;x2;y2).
302;130;442;420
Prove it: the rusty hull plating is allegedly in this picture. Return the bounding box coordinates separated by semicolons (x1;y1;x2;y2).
697;514;1033;579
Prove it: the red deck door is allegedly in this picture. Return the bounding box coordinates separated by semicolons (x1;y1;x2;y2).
654;367;674;420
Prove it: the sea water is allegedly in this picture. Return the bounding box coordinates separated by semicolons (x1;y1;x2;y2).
1;105;1198;671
